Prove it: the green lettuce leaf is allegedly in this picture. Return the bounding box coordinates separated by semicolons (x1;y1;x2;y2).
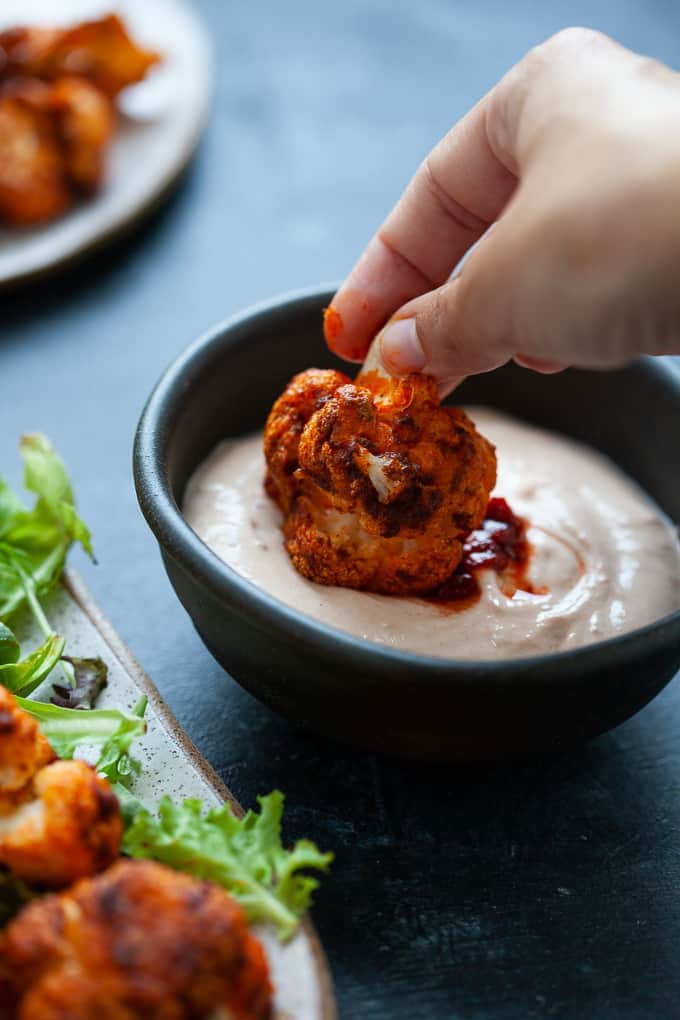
15;695;146;769
0;434;92;621
0;478;23;531
0;634;65;697
19;434;93;558
95;696;147;786
122;790;333;940
110;782;145;828
0;623;20;666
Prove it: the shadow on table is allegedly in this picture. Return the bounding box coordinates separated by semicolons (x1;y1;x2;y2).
215;675;680;1020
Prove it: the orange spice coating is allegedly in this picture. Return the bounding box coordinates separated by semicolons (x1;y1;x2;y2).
322;305;344;346
47;76;115;193
264;367;496;595
0;686;55;800
0;13;159;227
0;858;273;1020
0;15;160;99
0;758;122;887
0;685;121;888
264;368;351;513
0;88;71;226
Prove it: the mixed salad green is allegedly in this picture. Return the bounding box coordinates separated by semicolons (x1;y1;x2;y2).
0;435;331;940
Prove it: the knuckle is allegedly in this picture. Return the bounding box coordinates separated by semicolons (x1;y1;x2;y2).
541;26;609;56
498;28;612;152
522;28;611;81
485;86;517;167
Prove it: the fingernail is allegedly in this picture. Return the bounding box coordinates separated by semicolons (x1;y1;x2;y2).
379;318;426;375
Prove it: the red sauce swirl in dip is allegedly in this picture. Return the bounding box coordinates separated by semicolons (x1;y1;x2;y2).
424;497;543;610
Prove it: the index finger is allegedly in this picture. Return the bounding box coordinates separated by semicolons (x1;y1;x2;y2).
326;95;517;361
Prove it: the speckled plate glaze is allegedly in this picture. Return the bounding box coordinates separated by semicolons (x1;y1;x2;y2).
0;0;213;290
9;570;336;1020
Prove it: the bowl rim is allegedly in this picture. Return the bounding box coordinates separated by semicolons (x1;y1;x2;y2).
133;283;680;684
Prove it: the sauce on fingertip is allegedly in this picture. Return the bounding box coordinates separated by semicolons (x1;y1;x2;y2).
323;305;344;346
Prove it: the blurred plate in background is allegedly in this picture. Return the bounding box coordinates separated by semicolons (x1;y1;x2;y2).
0;0;213;290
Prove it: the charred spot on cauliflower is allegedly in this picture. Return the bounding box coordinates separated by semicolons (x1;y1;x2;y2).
0;858;272;1020
264;366;496;595
0;686;121;888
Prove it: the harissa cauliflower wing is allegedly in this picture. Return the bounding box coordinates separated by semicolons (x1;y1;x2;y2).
264;344;496;595
0;858;272;1020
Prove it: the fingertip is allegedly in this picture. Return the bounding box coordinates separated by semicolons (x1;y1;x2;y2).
322;290;374;362
323;302;358;359
322;304;344;346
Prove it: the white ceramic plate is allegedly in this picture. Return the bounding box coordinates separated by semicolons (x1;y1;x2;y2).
10;572;337;1020
0;0;213;290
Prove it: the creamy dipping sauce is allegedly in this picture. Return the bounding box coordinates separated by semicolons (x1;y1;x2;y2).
183;409;680;660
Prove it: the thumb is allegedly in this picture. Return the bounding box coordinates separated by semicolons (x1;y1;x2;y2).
376;224;520;395
377;209;570;391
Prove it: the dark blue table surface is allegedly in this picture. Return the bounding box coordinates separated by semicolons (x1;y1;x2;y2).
2;2;679;1017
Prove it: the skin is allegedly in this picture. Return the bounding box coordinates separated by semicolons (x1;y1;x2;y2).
326;29;680;395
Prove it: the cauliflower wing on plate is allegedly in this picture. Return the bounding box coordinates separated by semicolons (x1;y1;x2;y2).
0;686;54;799
47;76;115;194
0;858;272;1020
0;73;114;225
0;686;121;887
0;13;159;226
0;758;122;888
0;86;71;227
0;14;160;99
264;361;496;595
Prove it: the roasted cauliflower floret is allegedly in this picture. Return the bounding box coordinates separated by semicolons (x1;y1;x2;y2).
0;87;71;227
48;76;115;193
0;858;273;1020
0;13;159;226
0;686;54;802
264;367;350;513
264;360;496;595
0;74;114;205
0;758;122;887
0;686;121;887
0;15;160;99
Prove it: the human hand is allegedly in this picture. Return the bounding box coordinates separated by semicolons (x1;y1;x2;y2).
325;29;680;395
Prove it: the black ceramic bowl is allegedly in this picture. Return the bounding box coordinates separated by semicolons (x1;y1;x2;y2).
134;286;680;759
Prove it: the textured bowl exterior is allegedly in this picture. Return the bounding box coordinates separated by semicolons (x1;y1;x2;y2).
134;286;680;759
